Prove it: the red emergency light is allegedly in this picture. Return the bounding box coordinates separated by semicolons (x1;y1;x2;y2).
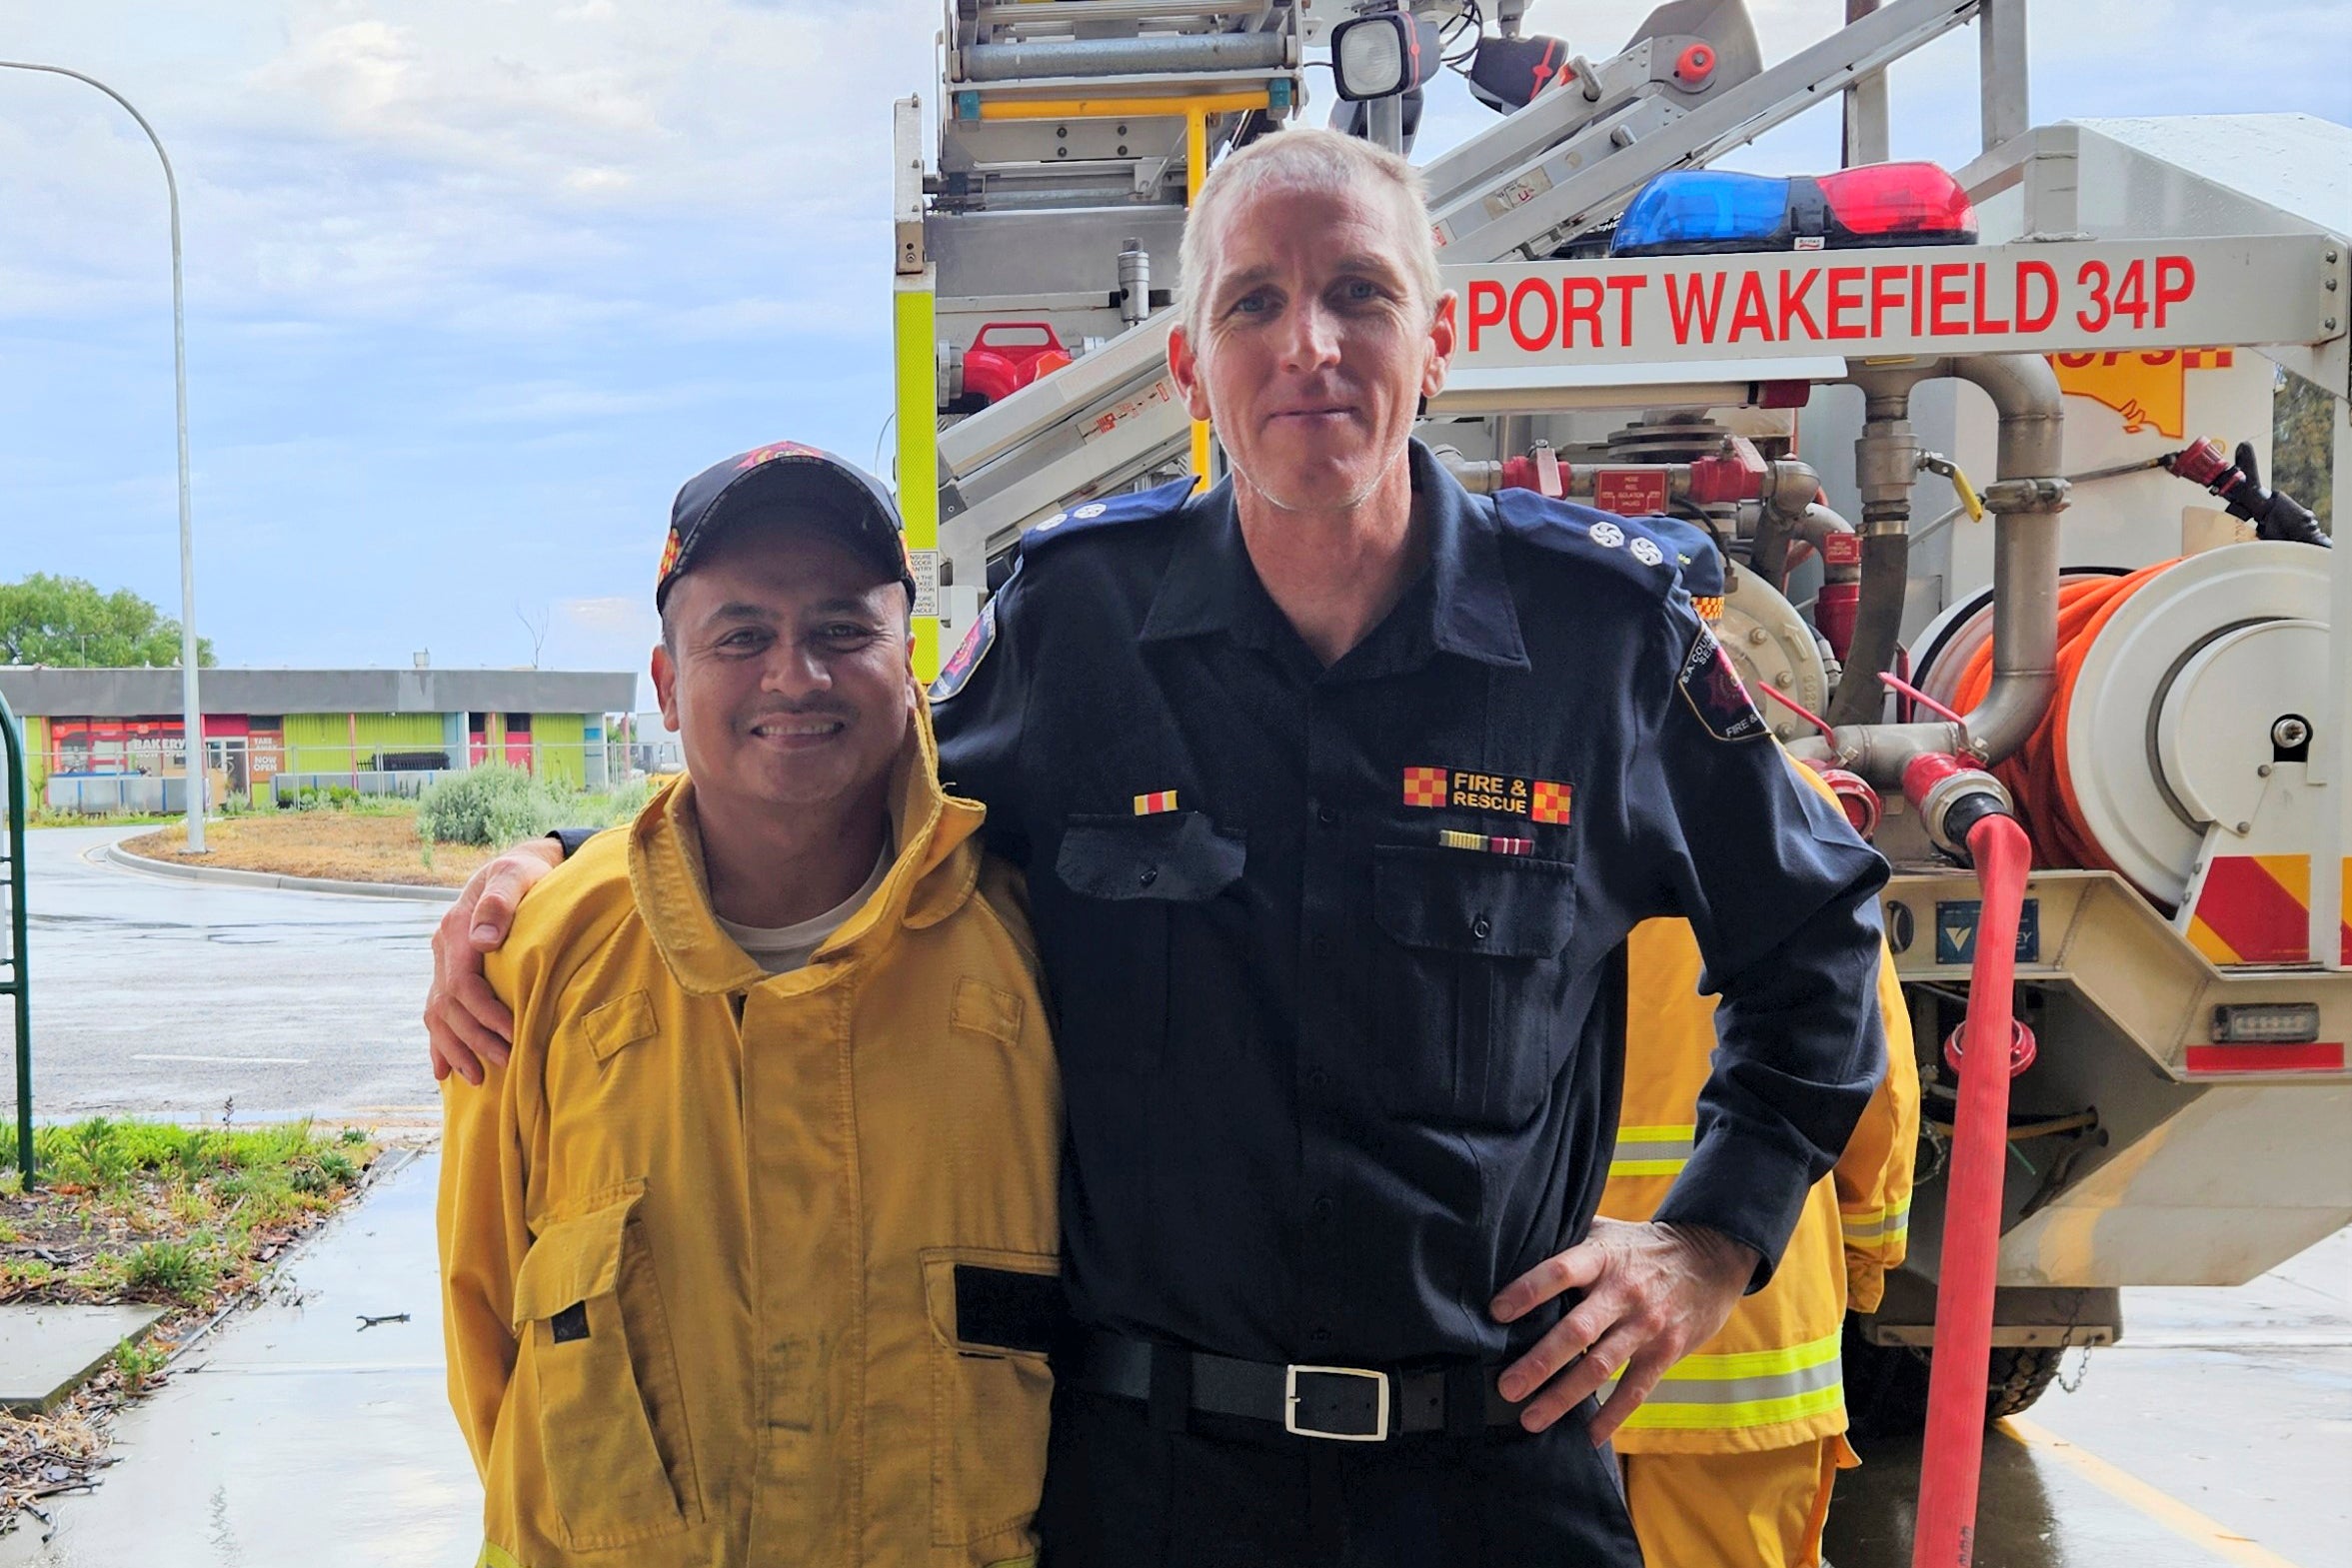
1609;161;1977;257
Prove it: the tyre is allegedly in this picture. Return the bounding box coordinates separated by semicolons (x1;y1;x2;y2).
1841;1316;2069;1439
1984;1344;2063;1418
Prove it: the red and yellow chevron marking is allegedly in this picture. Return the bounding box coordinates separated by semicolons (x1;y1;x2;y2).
1133;789;1178;815
656;528;683;587
2187;853;2315;965
1691;595;1724;624
1530;780;1572;825
1402;767;1448;808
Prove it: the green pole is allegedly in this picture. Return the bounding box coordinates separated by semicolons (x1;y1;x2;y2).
0;692;29;1188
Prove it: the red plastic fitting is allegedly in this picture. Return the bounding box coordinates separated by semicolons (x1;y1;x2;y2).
1674;42;1715;83
2165;436;2234;490
1814;765;1880;839
1814;581;1860;663
962;322;1073;407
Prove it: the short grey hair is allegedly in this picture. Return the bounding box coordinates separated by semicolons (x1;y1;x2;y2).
1176;126;1444;348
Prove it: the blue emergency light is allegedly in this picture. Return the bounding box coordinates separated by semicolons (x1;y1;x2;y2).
1609;162;1977;257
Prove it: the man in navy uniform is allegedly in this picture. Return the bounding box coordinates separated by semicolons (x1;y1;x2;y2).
428;126;1886;1565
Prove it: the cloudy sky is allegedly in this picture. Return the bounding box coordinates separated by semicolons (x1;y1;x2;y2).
0;1;2344;697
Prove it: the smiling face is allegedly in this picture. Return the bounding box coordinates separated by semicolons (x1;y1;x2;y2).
651;523;914;826
1169;177;1455;516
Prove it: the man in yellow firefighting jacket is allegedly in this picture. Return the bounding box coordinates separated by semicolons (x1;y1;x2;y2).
438;445;1062;1568
1604;829;1915;1568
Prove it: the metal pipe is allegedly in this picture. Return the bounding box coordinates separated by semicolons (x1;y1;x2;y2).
964;32;1287;82
1791;353;2069;784
0;61;206;852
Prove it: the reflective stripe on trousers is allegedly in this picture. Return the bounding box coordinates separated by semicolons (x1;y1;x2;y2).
1606;1328;1846;1433
1838;1195;1910;1253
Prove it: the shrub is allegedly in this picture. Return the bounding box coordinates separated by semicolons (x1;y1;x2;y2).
123;1240;219;1304
417;765;581;847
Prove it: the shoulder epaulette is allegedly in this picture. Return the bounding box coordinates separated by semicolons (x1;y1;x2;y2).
1016;476;1196;557
1636;512;1724;599
1491;488;1692;598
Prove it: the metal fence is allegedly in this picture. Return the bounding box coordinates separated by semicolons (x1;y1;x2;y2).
41;739;654;815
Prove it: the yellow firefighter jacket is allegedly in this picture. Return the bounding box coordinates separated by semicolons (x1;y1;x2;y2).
439;705;1062;1568
1601;771;1917;1455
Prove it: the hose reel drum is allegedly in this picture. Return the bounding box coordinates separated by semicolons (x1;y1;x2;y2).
1911;542;2335;906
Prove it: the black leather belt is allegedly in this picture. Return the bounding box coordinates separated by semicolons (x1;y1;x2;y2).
1062;1330;1527;1442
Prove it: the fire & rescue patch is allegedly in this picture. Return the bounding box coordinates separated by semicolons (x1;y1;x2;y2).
1402;768;1573;823
1677;625;1768;742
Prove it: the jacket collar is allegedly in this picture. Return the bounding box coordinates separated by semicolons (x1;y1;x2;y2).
1138;440;1528;673
628;695;985;997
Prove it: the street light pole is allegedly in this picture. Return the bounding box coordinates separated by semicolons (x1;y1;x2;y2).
0;61;206;851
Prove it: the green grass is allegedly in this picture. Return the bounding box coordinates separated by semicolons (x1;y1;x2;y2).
0;1118;380;1316
122;1240;218;1305
109;1336;170;1394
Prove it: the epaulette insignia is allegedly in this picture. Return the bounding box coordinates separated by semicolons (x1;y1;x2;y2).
1017;477;1195;556
1492;489;1684;595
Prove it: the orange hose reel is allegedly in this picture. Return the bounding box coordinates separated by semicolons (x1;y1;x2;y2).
1945;561;2180;877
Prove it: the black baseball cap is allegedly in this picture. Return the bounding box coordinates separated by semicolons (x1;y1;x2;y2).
657;441;917;610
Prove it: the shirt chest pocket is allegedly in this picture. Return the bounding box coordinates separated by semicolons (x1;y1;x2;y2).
1372;844;1577;1129
1042;810;1245;1074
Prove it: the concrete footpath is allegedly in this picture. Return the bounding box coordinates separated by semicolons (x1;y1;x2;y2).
0;1150;479;1568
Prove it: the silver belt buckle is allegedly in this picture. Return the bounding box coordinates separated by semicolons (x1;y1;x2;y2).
1283;1364;1390;1441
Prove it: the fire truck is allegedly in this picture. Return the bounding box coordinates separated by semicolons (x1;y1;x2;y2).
885;0;2351;1437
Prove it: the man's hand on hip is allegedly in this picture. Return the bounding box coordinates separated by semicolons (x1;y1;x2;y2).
426;838;564;1085
1489;1217;1757;1444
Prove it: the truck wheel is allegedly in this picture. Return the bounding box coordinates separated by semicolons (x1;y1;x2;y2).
1842;1317;2071;1437
1985;1345;2063;1418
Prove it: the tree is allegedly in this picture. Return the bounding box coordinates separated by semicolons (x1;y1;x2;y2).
0;574;216;667
2272;368;2334;535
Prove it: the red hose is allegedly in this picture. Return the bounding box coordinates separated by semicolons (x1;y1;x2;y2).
1911;810;2035;1567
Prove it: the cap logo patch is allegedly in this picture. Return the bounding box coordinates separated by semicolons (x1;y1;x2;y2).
1589;521;1625;548
1628;537;1663;567
1677;625;1769;742
1073;502;1109;519
1133;790;1179;815
735;440;823;471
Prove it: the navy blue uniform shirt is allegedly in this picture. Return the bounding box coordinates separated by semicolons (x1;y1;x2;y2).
931;441;1886;1368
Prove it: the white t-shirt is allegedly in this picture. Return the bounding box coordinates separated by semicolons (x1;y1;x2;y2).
716;848;893;976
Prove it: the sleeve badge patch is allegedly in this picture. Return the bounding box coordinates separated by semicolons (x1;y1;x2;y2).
1677;625;1769;742
929;595;997;703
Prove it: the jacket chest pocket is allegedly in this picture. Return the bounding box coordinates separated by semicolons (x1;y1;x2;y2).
1371;844;1577;1129
1041;810;1244;1074
512;1186;702;1550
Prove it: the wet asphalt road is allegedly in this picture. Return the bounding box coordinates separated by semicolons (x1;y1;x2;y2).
1830;1226;2351;1567
12;826;444;1125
